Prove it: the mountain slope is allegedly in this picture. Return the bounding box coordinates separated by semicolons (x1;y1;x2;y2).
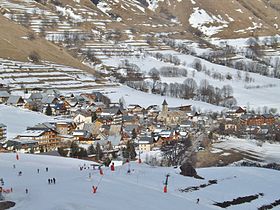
0;0;279;66
0;15;93;72
141;0;280;38
1;0;279;42
73;0;280;38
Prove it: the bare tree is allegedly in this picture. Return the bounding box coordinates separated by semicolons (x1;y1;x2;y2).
223;97;237;108
192;58;202;71
221;85;233;98
270;36;279;49
183;78;197;99
39;26;46;38
159;66;187;77
21;12;30;28
161;137;192;166
273;57;280;78
29;51;41;63
199;79;210;101
27;32;36;40
246;37;263;59
148;68;160;93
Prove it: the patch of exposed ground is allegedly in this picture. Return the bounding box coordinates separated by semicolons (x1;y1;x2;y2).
258;199;280;210
0;201;16;210
179;179;218;193
214;193;264;208
195;141;265;168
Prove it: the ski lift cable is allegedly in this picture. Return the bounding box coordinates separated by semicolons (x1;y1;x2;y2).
97;175;104;188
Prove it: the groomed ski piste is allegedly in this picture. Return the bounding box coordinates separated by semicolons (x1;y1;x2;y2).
0;153;280;210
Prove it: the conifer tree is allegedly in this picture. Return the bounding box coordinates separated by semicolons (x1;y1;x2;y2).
92;112;97;122
70;141;79;157
88;144;96;155
45;104;52;116
123;140;137;160
96;142;103;161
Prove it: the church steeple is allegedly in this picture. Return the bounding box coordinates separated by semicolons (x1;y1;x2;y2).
162;99;168;113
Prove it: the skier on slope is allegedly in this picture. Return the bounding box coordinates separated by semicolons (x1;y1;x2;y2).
99;166;103;175
110;162;115;171
127;163;131;174
92;186;97;194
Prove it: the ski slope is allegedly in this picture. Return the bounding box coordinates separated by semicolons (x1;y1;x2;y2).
0;105;72;139
0;105;52;139
0;153;279;210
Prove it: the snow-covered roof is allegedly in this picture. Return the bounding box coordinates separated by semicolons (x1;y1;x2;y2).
82;123;94;132
41;96;57;104
19;130;45;137
0;123;6;128
152;128;161;134
109;125;122;136
0;90;10;98
73;130;91;138
11;139;38;144
127;104;143;109
43;89;61;96
101;107;121;116
123;124;138;132
92;102;105;107
75;110;92;117
29;92;43;100
107;134;121;146
138;136;153;144
159;130;172;137
7;95;23;105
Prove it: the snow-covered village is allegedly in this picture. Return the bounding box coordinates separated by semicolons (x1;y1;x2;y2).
1;0;280;209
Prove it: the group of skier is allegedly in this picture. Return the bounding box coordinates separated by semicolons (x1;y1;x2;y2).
11;154;202;205
12;155;53;196
48;178;56;184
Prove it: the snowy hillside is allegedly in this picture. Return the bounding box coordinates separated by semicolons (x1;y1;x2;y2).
101;48;280;111
0;153;280;210
0;0;279;113
0;105;52;139
213;136;280;163
101;85;224;112
0;105;71;139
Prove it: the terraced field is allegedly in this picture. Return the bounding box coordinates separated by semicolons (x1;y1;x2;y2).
0;58;113;92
